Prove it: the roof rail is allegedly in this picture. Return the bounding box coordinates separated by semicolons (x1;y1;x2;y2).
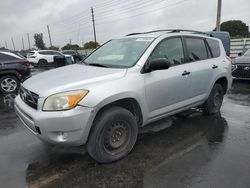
126;29;213;37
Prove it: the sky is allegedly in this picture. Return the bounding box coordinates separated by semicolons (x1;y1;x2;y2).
0;0;249;50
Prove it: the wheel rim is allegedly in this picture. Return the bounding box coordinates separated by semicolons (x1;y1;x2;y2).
1;78;17;92
213;92;223;109
103;120;131;155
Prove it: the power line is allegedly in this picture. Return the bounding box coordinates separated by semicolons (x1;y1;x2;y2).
5;0;191;48
94;0;171;20
95;0;168;16
51;0;183;37
96;0;189;25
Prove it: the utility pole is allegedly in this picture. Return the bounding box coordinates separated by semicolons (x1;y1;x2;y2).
216;0;222;31
5;40;8;49
27;32;31;49
11;37;16;51
47;24;53;47
91;7;97;48
22;37;25;50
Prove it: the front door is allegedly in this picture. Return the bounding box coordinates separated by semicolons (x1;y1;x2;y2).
144;37;191;119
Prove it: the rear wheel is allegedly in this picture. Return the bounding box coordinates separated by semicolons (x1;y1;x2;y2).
38;59;48;67
0;75;20;94
203;84;224;115
87;106;138;163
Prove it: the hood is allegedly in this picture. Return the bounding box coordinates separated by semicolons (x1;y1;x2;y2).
23;64;127;97
233;56;250;64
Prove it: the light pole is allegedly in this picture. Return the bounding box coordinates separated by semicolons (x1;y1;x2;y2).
216;0;222;31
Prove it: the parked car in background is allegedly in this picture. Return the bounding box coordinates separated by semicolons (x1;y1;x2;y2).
62;50;84;63
0;51;31;93
208;31;231;56
27;50;65;67
15;29;232;163
232;49;250;80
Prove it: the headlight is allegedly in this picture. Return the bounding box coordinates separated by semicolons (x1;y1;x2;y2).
43;90;88;111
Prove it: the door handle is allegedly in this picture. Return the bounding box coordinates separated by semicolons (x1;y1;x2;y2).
182;70;191;76
212;65;218;69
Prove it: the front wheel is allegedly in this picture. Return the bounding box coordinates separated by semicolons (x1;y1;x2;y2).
203;84;224;115
87;106;138;163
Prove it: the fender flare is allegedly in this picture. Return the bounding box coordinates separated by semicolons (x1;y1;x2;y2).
0;70;21;80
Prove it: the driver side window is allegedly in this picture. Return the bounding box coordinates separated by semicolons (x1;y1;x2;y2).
150;37;185;66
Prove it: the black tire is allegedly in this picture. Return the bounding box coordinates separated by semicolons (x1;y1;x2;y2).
203;84;224;115
38;59;48;67
87;106;138;163
0;75;20;94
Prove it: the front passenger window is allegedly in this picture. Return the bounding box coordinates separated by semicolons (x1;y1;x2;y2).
150;38;185;66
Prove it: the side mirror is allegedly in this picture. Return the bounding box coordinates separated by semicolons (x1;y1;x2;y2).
146;58;170;72
238;52;243;56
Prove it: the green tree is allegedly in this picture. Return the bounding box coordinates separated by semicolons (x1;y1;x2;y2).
61;43;80;50
220;20;250;38
83;41;100;49
33;33;46;50
48;46;60;51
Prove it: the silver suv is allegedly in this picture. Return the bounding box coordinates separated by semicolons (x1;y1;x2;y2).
14;30;232;163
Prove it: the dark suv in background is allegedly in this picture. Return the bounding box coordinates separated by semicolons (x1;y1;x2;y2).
232;49;250;80
62;50;84;62
0;51;31;93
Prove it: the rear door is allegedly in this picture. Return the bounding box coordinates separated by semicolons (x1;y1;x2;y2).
144;37;191;118
184;37;218;100
46;51;54;63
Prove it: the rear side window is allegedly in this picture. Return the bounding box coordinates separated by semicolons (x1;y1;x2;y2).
0;53;19;61
206;39;220;58
185;38;208;62
39;51;50;55
52;51;63;56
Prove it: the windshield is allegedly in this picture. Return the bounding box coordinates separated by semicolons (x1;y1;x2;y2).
83;38;154;68
244;49;250;56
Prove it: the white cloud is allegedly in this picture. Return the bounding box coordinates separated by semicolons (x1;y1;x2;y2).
0;0;249;50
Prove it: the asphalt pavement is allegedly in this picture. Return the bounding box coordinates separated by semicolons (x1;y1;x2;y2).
0;76;250;188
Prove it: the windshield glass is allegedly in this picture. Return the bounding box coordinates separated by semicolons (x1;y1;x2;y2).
244;49;250;56
83;38;154;68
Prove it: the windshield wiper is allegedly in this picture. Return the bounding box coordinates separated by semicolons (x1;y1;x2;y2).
88;63;108;68
79;60;87;65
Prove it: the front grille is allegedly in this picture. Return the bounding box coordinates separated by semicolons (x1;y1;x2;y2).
19;86;39;110
232;64;250;79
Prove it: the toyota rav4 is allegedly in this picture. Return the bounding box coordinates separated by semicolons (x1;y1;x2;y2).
14;30;232;163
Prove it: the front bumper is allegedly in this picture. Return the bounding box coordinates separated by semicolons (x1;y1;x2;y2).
232;64;250;80
14;95;95;146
